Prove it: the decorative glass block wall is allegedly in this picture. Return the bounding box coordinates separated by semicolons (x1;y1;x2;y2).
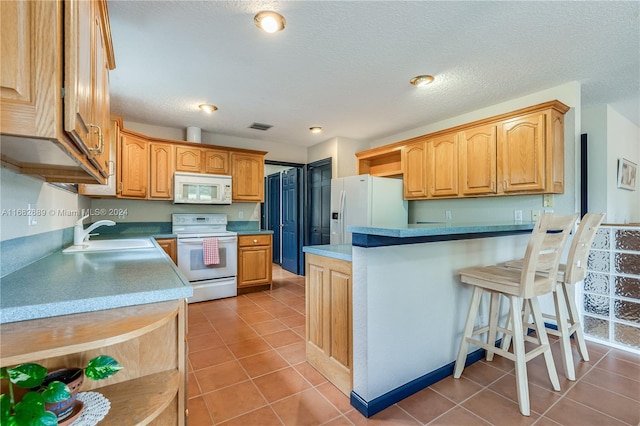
583;225;640;352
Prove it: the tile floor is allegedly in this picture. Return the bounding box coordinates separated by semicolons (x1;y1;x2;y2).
187;265;640;425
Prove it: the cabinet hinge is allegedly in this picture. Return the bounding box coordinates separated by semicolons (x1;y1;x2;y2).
61;87;65;98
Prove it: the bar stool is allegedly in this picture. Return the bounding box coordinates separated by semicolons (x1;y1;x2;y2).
453;213;578;416
502;212;605;381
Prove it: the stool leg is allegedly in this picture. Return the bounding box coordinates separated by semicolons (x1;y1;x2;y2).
501;302;513;351
563;283;590;362
530;297;561;391
509;295;530;416
454;286;483;378
553;284;576;381
486;292;501;361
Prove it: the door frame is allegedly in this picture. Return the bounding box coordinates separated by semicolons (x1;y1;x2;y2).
263;160;305;273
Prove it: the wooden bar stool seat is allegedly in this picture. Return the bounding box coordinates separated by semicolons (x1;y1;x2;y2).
501;212;605;381
453;213;578;416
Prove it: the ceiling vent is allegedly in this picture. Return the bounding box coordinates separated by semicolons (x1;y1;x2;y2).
249;122;273;131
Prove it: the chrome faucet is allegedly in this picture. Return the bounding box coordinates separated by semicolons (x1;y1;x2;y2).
73;215;116;245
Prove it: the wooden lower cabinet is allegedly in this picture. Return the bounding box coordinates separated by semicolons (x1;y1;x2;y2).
0;300;188;425
237;234;273;292
305;253;352;396
156;237;177;264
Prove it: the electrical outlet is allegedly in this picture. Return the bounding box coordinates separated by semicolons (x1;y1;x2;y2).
543;194;554;207
238;211;244;219
514;210;523;222
531;210;540;222
445;210;452;221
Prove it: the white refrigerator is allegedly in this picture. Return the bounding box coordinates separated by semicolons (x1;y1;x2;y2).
330;174;408;244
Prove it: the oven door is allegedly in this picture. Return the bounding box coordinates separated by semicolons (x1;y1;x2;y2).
176;236;238;282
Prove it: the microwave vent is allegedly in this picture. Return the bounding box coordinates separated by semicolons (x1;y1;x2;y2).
249;122;273;131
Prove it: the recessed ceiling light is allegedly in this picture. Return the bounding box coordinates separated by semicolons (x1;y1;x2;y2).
309;127;323;134
254;11;286;33
199;104;218;113
410;75;435;87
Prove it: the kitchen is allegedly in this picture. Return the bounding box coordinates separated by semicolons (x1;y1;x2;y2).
1;1;640;425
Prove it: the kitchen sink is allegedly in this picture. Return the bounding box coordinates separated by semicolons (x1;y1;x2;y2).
63;239;154;253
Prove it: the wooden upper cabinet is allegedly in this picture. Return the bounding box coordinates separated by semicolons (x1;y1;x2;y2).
0;1;56;137
119;131;148;198
203;149;230;175
64;0;114;177
64;0;94;157
150;142;175;199
0;0;114;184
428;133;459;197
499;111;546;193
231;152;265;202
175;146;202;172
402;140;428;199
459;124;497;196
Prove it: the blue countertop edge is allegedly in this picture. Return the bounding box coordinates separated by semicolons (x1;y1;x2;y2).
349;222;536;248
303;245;353;262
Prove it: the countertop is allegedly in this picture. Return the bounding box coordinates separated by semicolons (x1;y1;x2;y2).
0;238;192;324
303;244;352;262
349;221;536;247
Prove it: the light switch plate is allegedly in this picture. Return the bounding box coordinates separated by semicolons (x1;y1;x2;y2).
514;210;523;222
543;194;554;207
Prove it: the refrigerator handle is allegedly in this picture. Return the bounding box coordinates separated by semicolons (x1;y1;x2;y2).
339;190;346;244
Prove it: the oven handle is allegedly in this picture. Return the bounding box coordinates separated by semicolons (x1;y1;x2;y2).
177;237;237;245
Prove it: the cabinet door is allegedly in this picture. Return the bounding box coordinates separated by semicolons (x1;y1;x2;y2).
119;132;148;198
305;253;352;396
459;124;497;195
0;1;58;138
150;143;175;199
63;0;95;157
155;238;177;264
402;140;428;199
89;4;110;176
499;112;545;193
238;246;271;287
175;147;202;172
428;133;459;197
231;153;265;201
203;149;230;175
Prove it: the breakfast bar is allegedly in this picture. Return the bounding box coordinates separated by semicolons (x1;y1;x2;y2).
305;222;536;417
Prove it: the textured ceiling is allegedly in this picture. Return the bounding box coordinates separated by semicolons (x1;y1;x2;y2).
108;1;639;148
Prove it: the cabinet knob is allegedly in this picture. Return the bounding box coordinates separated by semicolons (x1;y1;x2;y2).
253;239;258;243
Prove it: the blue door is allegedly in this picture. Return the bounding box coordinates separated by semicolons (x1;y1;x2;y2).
266;172;281;264
281;168;299;274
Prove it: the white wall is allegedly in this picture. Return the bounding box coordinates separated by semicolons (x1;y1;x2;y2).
0;168;91;242
90;198;260;224
582;105;640;224
607;107;640;223
372;82;582;222
307;136;370;178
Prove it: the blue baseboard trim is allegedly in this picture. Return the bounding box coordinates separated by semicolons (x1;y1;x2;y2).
350;347;486;418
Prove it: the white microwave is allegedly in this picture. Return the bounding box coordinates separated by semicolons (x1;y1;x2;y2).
174;172;232;204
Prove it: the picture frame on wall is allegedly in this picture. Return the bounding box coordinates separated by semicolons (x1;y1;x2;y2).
617;158;637;191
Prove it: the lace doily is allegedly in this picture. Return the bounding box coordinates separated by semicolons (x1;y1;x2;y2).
71;392;111;425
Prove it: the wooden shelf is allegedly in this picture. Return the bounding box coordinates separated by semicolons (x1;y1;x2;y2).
356;147;403;177
1;301;179;366
98;371;179;425
0;300;186;425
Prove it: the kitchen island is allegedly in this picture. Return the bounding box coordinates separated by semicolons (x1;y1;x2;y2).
305;222;535;417
0;239;192;425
